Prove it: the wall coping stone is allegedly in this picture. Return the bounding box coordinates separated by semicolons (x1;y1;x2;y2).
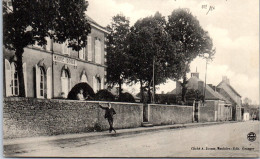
148;103;192;108
4;97;143;106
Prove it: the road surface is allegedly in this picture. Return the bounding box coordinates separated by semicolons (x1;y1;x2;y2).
5;121;260;157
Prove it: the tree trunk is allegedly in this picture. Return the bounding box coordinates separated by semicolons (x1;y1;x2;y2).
140;80;144;103
181;74;187;103
148;85;151;104
118;78;122;98
15;48;25;97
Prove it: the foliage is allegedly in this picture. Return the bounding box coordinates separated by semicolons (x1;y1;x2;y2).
185;89;204;101
3;0;91;97
106;14;130;96
67;82;95;100
166;8;215;102
155;94;178;105
127;12;180;102
94;89;115;101
117;92;136;103
243;97;252;106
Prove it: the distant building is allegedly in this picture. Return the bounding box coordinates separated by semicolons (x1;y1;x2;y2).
243;112;250;121
175;72;232;121
217;76;242;121
4;15;109;99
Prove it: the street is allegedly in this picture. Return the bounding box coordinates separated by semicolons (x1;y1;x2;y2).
5;121;259;157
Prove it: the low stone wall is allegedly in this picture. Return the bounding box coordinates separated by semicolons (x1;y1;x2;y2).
199;101;216;122
3;97;143;139
199;106;215;122
148;104;193;125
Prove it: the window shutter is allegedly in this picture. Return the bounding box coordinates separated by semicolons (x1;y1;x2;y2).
83;47;86;60
101;78;104;89
23;63;27;97
5;59;11;97
98;40;102;64
94;39;98;63
35;64;40;98
93;76;97;93
46;37;52;51
87;36;92;61
69;78;71;93
47;67;52;99
79;48;85;60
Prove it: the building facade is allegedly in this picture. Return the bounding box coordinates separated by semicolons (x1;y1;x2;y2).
217;76;242;121
175;72;232;121
4;16;109;99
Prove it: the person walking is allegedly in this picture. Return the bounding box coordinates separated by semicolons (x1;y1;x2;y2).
99;103;117;133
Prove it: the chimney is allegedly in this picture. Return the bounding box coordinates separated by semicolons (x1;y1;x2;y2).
198;81;204;94
222;76;230;85
176;81;182;94
207;84;216;91
191;72;199;79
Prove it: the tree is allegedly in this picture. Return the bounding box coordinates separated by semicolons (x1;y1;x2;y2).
185;89;204;101
3;0;91;97
243;97;252;106
166;8;215;102
127;12;180;102
106;14;130;97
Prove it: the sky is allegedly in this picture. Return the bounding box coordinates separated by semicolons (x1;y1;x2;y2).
87;0;259;104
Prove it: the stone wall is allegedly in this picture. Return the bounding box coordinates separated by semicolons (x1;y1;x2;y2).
199;101;216;122
148;104;193;125
3;97;143;139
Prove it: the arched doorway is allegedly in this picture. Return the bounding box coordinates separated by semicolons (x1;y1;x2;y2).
39;66;47;98
61;67;71;98
10;62;19;96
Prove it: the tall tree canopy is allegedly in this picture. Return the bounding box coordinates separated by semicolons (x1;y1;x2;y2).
3;0;91;97
127;12;181;102
106;14;130;97
166;8;215;102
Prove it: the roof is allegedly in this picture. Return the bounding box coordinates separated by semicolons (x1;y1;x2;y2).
216;92;232;105
85;15;109;34
167;88;176;94
217;81;242;97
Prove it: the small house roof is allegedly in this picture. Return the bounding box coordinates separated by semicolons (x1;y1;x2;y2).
217;81;242;97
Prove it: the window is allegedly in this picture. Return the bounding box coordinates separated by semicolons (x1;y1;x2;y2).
94;38;102;64
8;1;12;6
79;47;85;60
62;41;70;55
39;67;47;98
35;64;51;99
96;77;101;91
10;63;19;96
87;36;92;61
44;37;52;51
93;76;103;93
61;68;70;98
80;70;88;83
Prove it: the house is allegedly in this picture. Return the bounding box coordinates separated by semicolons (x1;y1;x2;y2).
3;15;109;99
175;71;232;122
243;112;250;121
217;76;242;121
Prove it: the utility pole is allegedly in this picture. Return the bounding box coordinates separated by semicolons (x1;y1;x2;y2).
203;53;209;105
152;56;155;104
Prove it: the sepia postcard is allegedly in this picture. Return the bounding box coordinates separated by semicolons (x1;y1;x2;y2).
2;0;259;158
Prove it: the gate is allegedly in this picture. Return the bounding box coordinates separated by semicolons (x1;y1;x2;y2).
193;100;200;122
